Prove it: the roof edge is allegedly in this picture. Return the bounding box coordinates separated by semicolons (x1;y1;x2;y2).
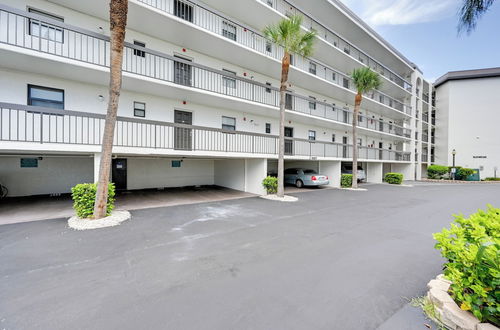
434;67;500;87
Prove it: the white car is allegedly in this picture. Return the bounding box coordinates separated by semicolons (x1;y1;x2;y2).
341;164;366;182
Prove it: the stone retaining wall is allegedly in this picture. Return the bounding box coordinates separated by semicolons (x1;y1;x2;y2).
426;275;498;330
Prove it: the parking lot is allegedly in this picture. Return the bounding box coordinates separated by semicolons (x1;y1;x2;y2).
1;183;499;329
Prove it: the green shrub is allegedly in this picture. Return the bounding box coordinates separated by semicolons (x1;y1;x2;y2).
456;168;474;180
262;176;278;194
427;165;449;179
341;174;352;188
485;177;500;181
71;183;115;219
385;172;403;184
433;206;500;325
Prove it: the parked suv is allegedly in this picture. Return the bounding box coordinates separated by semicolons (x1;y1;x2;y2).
284;168;329;188
341;164;366;182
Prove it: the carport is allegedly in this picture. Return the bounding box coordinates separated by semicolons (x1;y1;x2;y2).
268;159;341;188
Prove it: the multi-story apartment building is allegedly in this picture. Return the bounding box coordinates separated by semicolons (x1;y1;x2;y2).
0;0;433;197
434;67;500;179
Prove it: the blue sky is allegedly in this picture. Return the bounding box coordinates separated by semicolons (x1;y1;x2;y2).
340;0;500;82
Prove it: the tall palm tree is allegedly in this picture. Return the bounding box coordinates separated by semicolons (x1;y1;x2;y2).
350;67;381;188
458;0;495;33
264;15;316;197
93;0;128;219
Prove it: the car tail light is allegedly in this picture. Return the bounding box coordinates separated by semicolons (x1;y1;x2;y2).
326;176;328;180
311;176;317;181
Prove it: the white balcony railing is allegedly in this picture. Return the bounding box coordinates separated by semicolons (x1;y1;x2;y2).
134;0;412;114
0;103;412;161
0;5;412;138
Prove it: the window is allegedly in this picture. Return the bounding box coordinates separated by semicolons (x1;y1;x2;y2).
332;134;336;142
285;168;297;175
309;62;316;75
379;95;384;103
285;93;293;110
222;21;237;41
265;123;271;134
222;69;236;89
309;96;316;110
134;101;145;117
266;0;273;7
343;77;350;89
265;41;272;53
357;138;362;146
308;130;316;141
28;8;64;43
344;47;350;55
28;85;64;109
265;82;272;93
332;72;336;81
358;112;363;122
133;40;146;57
289;54;294;65
174;0;193;22
222;116;236;131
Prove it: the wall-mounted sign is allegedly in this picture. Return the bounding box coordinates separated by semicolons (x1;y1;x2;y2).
171;160;182;168
20;158;38;168
473;156;487;159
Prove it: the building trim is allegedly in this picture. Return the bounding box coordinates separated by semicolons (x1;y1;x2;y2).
434;67;500;87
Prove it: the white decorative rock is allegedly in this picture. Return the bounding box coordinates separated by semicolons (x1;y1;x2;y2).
427;278;451;292
437;274;452;284
427;287;455;308
259;195;298;202
68;210;131;230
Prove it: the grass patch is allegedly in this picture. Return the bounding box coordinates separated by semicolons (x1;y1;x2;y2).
409;296;446;330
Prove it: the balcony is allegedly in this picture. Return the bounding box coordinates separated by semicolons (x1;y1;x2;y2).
422;113;429;123
261;0;412;92
0;6;411;140
130;0;411;115
0;103;411;162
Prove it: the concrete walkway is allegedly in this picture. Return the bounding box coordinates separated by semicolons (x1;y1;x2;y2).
1;183;499;329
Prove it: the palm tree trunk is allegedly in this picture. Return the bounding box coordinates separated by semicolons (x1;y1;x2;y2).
351;92;362;188
93;0;128;219
277;52;290;198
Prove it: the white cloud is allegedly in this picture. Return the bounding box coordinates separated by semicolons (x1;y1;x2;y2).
342;0;459;26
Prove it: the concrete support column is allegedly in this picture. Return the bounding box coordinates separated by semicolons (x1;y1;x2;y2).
244;158;267;195
366;162;383;183
319;160;341;188
93;152;101;183
391;163;413;181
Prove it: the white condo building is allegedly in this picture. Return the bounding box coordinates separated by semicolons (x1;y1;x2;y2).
0;0;435;197
434;67;500;179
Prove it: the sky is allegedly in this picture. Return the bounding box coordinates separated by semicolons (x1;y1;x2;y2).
339;0;500;82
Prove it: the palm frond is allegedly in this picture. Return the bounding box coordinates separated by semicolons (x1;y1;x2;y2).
263;14;316;56
351;67;382;94
458;0;495;34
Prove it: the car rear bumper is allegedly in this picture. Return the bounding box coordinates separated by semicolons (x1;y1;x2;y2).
305;180;330;186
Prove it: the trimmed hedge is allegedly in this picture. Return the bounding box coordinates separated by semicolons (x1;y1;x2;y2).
456;167;474;180
427;165;449;179
262;176;278;194
485;177;500;181
384;172;403;184
433;206;500;325
341;174;352;188
71;183;115;219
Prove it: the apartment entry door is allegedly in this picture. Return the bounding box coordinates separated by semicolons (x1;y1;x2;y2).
174;55;192;86
174;110;193;150
112;158;127;191
284;126;294;155
342;136;348;158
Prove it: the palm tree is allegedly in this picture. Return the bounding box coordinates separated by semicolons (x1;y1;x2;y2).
350;67;381;188
93;0;128;219
458;0;495;33
264;15;316;197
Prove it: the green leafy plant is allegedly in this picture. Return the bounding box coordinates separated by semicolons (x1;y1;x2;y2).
71;183;115;219
456;168;474;180
341;174;352;188
384;172;403;184
262;176;278;194
485;177;500;181
428;165;449;179
433;206;500;325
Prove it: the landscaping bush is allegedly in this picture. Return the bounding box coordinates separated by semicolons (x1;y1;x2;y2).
433;206;500;325
384;172;403;184
427;165;449;179
456;167;474;180
71;183;115;219
341;174;352;188
485;177;500;181
262;176;278;194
